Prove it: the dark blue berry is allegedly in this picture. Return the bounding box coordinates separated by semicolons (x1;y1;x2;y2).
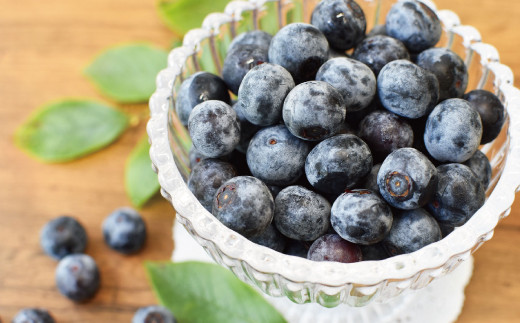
269;23;329;84
463;149;492;189
352;35;410;76
360;243;389;261
103;207;146;254
232;102;262;154
212;176;274;238
228;30;273;54
132;306;177;323
222;44;269;94
464;89;506;144
55;254;100;302
40;216;87;260
176;72;231;125
249;224;287;252
12;309;55;323
307;233;362;263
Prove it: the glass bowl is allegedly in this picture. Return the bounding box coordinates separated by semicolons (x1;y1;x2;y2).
147;0;520;308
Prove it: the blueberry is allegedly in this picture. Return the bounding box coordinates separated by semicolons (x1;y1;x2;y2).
188;100;241;158
310;0;366;50
385;0;442;53
176;72;231;125
188;159;237;211
307;233;362;263
464;89;506;144
316;57;376;112
424;98;483;163
345;96;383;129
12;309;55;323
188;146;205;168
102;207;146;254
358;110;414;162
463;149;492;189
352;35;410;76
40;216;87;260
269;23;329;83
378;60;440;119
249;224;287;252
274;185;331;241
284;239;311;258
238;63;295;126
222;44;269;94
427;163;485;226
132;306;176;323
382;208;442;256
416;48;468;101
360;243;389;261
212;176;274;238
377;148;437;210
359;163;382;194
305;134;373;195
283;81;346;141
232;102;262;154
247;125;310;186
228;30;273;53
55;254;100;302
331;190;393;245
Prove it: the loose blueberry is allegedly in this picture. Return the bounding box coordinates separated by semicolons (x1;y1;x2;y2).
228;30;273;53
360;243;389;261
103;207;146;254
283;81;346;141
55;254;100;302
249;224;287;252
305;134;373;195
316;57;376;112
377;148;437;210
378;60;440;119
132;306;177;323
269;23;329;83
424;98;483;163
232;102;262;154
463;149;492;189
382;208;442;256
310;0;366;50
212;176;274;238
307;233;362;263
352;35;410;76
464;89;506;144
385;0;442;53
222;44;269;94
12;309;55;323
176;72;231;125
40;216;87;260
238;63;295;126
188;100;241;158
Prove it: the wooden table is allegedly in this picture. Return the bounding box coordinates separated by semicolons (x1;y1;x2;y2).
1;0;519;322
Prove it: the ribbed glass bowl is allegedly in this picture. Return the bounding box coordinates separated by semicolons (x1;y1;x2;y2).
148;0;520;307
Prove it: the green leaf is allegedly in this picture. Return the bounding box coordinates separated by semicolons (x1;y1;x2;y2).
84;44;168;103
146;261;287;323
125;136;160;208
157;0;230;36
15;100;128;163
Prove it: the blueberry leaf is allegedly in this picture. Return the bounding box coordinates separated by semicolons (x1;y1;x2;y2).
84;44;168;103
125;136;159;208
15;100;128;163
146;261;287;323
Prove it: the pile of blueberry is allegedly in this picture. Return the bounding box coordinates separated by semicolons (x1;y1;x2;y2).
181;0;505;264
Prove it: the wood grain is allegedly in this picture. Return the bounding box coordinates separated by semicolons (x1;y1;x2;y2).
0;0;519;322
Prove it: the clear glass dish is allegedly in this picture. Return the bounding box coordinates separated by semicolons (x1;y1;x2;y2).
147;0;520;307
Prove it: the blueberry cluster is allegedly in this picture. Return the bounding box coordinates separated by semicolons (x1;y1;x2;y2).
182;0;505;263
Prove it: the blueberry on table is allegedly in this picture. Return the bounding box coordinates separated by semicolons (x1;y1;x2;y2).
40;216;87;260
102;207;146;254
424;98;483;163
385;0;442;53
463;149;492;189
222;44;269;94
268;23;329;84
316;57;376;112
249;224;287;253
427;163;486;227
212;176;274;238
274;185;331;241
352;35;410;76
232;102;262;154
305;134;373;195
188;100;241;158
228;30;273;54
55;254;100;302
188;159;237;212
331;189;393;245
378;59;440;119
310;0;366;51
12;308;55;323
175;72;231;126
307;234;362;263
360;243;389;261
283;81;346;141
382;208;442;256
132;305;177;323
238;63;295;126
377;148;437;210
464;89;506;144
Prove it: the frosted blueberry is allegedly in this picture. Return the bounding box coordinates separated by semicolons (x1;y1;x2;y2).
353;35;410;76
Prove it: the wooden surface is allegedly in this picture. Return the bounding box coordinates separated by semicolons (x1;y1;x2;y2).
1;0;520;322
